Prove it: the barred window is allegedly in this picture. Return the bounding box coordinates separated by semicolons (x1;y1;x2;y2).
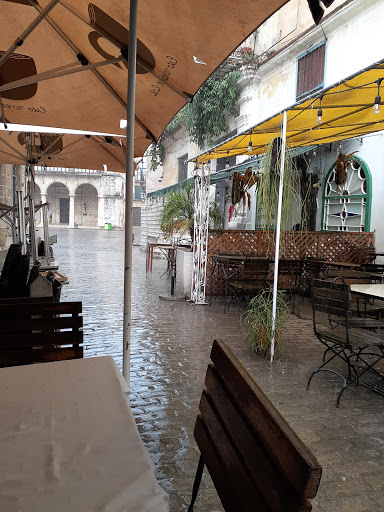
296;42;326;101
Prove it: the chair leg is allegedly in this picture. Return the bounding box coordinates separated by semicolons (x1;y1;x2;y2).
187;455;205;512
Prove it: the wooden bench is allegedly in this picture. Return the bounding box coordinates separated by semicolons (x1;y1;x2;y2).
188;340;322;511
0;301;83;366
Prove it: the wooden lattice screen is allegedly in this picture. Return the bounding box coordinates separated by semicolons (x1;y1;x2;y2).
206;230;375;296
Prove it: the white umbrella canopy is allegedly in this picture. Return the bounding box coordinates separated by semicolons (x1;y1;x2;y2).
0;0;297;156
0;131;126;171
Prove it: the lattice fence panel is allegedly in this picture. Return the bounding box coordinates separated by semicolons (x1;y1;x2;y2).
207;230;375;296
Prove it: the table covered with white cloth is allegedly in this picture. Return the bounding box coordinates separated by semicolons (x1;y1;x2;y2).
0;356;169;512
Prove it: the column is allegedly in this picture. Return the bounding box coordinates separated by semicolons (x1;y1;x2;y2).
69;194;75;228
39;193;47;227
97;195;105;228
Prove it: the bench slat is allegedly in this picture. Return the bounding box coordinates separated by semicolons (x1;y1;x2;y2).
0;331;83;347
0;301;82;316
205;364;302;512
194;416;248;512
0;316;83;333
197;396;267;512
210;340;322;500
0;347;83;365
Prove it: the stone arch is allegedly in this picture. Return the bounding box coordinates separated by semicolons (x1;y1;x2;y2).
47;182;70;225
74;183;98;227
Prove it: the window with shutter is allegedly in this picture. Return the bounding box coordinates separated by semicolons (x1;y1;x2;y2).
296;42;326;101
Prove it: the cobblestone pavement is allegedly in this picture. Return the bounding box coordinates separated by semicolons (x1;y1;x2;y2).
54;228;384;512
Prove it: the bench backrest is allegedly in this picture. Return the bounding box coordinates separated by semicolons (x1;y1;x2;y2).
326;269;373;284
194;340;322;512
0;301;83;365
311;279;349;316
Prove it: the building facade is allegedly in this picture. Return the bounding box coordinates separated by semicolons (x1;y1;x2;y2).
142;0;384;253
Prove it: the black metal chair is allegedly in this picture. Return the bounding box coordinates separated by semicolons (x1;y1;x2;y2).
227;258;271;309
307;279;384;406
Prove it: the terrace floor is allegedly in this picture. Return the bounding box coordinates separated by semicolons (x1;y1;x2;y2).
55;230;384;512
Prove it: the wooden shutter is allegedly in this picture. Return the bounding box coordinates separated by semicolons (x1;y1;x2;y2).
296;43;326;100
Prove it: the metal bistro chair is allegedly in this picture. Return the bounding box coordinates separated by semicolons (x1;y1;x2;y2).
227;258;271;310
307;279;384;406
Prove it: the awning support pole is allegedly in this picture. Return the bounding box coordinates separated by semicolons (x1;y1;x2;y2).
271;110;287;363
123;0;138;386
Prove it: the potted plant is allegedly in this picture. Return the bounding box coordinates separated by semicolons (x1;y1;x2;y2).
241;289;289;358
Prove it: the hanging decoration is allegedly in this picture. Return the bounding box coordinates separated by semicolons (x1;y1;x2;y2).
231;166;260;210
334;151;358;186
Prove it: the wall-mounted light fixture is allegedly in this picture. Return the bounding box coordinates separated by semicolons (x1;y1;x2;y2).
248;133;252;152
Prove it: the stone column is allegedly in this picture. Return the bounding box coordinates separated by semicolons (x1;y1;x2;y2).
69;194;76;228
97;195;105;228
39;193;47;226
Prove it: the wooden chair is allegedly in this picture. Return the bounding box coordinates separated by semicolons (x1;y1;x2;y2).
188;340;322;512
0;301;83;366
308;279;384;406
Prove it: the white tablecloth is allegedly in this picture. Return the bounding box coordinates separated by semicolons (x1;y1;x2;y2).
350;283;384;299
0;356;169;512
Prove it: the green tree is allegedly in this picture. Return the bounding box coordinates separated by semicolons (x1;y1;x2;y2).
185;70;240;148
148;70;240;170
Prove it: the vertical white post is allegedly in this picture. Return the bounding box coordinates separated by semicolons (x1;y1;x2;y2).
69;194;75;227
123;0;138;385
270;111;287;362
97;195;105;228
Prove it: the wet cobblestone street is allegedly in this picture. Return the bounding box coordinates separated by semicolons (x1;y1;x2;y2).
54;228;384;512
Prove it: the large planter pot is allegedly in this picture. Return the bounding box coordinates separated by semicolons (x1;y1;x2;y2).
176;248;194;299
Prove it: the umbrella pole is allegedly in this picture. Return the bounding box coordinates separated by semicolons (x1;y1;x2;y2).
270;110;287;363
123;0;138;386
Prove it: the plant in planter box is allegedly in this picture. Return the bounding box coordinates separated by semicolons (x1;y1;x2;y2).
241;289;289;358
